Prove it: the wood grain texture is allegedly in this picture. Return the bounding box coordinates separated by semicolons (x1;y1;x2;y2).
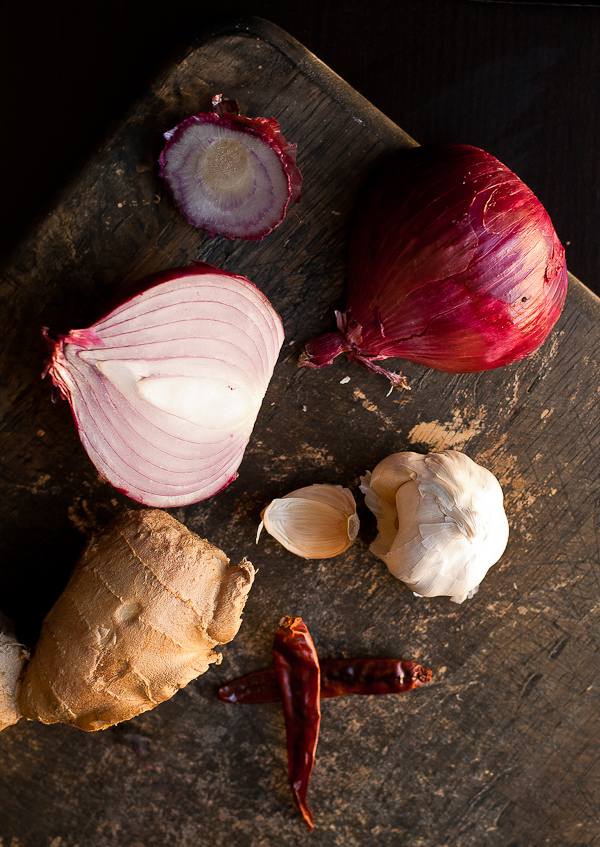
1;16;599;847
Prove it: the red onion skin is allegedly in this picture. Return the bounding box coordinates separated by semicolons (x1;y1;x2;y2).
158;109;302;241
43;264;284;508
301;144;568;383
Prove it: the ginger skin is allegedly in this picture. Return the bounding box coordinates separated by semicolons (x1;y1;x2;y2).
17;509;255;732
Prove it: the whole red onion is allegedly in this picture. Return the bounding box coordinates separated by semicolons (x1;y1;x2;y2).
43;263;284;507
301;144;568;387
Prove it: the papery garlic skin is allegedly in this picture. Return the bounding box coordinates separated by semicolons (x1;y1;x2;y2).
0;612;28;731
259;484;359;559
361;450;509;603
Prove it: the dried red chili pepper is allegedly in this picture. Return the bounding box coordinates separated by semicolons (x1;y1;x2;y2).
218;658;432;704
218;619;434;831
218;668;280;704
273;616;321;831
320;657;432;696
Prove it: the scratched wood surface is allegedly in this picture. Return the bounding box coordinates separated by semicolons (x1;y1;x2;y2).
1;16;600;847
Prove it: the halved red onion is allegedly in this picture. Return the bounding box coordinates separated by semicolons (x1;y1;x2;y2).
158;96;302;241
43;264;284;507
301;144;568;387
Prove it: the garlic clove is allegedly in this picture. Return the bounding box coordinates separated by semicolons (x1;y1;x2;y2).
259;484;359;559
361;450;509;601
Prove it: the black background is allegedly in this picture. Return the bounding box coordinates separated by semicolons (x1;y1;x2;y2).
1;0;599;294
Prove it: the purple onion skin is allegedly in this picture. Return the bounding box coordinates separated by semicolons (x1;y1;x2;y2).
302;144;568;384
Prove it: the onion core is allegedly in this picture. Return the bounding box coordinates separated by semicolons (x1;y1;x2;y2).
43;264;284;507
301;144;568;387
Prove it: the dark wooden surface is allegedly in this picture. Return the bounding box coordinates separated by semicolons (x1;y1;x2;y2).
1;13;600;847
2;0;600;297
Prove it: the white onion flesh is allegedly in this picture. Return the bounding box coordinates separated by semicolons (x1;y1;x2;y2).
45;266;284;507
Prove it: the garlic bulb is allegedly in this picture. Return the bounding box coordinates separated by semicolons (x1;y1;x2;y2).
258;484;359;558
0;612;28;731
360;450;509;603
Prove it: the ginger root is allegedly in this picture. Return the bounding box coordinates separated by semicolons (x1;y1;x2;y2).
17;509;255;732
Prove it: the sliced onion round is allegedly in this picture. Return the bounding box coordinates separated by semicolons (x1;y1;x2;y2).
158;99;302;241
44;264;284;507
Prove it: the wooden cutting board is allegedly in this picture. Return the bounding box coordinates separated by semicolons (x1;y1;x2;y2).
1;16;599;847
